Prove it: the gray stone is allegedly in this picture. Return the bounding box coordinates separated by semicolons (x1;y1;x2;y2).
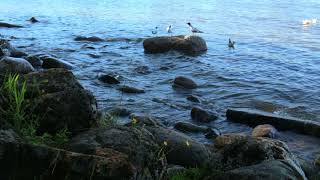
0;56;34;74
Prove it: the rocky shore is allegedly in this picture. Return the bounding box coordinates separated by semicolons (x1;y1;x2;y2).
0;38;319;180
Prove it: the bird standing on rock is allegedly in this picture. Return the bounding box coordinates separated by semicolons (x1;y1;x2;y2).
152;26;158;36
228;38;235;49
166;25;173;36
187;22;204;34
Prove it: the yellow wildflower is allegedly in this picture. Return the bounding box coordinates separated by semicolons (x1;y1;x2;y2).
132;118;138;124
186;140;190;147
163;141;168;146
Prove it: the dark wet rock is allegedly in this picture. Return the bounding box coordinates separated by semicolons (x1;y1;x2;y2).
0;56;35;74
252;124;277;138
69;125;159;171
74;36;104;42
28;17;39;23
174;121;210;133
213;134;306;180
205;128;222;139
143;35;207;54
127;116;211;167
0;22;23;28
186;95;201;103
118;85;145;94
107;107;131;117
173;76;197;89
191;107;218;123
0;139;135;180
22;69;98;135
174;121;221;139
39;55;73;69
134;66;151;75
0;39;28;58
106;37;131;42
25;55;43;67
98;74;120;84
223;160;307;180
87;53;101;58
226;108;320;137
80;44;96;49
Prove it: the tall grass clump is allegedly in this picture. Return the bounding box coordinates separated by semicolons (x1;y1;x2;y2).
0;73;69;148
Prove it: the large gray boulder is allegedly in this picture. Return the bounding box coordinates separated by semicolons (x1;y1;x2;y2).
0;139;135;179
69;125;159;171
127;116;211;167
22;69;98;135
143;35;207;54
211;134;307;180
0;56;35;74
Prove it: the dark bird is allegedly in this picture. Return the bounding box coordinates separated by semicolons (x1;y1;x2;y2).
166;25;173;35
29;17;39;23
187;22;203;33
228;38;235;49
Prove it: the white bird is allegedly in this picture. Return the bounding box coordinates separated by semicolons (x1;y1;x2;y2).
187;22;203;34
166;25;173;35
302;18;317;26
152;26;158;35
228;38;235;49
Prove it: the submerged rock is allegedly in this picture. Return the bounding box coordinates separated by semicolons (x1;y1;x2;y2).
39;55;73;69
0;22;23;28
186;95;201;103
134;66;151;75
226;108;320;137
143;35;207;54
0;56;35;74
252;124;277;138
118;85;145;94
191;107;218;123
98;74;120;84
315;156;320;167
22;69;98;135
173;76;197;89
0;139;135;179
74;36;104;42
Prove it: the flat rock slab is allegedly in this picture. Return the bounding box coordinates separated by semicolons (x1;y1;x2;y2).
226;108;320;137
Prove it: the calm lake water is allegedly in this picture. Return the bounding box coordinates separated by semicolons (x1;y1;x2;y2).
1;0;320;160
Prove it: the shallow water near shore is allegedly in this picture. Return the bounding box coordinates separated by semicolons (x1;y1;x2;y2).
1;0;320;161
